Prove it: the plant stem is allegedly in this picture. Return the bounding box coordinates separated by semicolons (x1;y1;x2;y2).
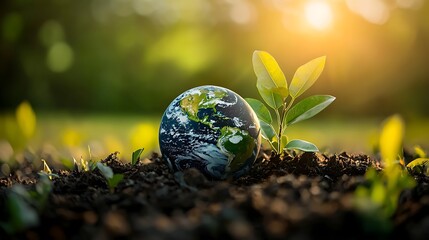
275;109;281;152
277;97;295;152
267;139;277;153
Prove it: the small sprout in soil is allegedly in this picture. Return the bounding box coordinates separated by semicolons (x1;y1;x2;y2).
78;146;98;172
0;174;53;234
0;185;39;234
40;159;59;180
246;50;335;154
73;157;79;171
80;156;89;172
131;148;144;165
406;158;429;175
41;159;52;179
96;162;124;192
354;115;415;233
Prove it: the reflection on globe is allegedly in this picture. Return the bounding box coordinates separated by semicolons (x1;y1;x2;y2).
159;85;261;180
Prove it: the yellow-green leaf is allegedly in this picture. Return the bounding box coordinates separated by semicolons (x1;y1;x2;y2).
280;135;288;151
41;159;52;179
132;148;144;165
16;101;36;139
245;98;272;124
380;115;404;167
285;95;335;126
260;121;276;142
406;158;429;175
289;56;326;99
285;139;319;152
256;82;284;109
253;51;288;99
414;145;427;158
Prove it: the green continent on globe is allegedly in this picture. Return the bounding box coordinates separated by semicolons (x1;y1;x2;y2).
217;126;256;173
179;89;227;126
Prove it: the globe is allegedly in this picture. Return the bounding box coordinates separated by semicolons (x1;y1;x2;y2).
159;85;261;180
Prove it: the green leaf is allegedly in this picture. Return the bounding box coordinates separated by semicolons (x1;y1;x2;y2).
414;145;426;158
289;56;326;99
132;148;144;165
285;139;319;152
280;135;288;150
252;50;288;98
256;82;284;109
380;115;404;166
6;190;39;233
286;95;335;126
41;159;52;179
245;98;272;124
96;162;113;179
108;174;124;189
406;158;429;175
80;156;88;172
16;101;36;139
260;121;276;142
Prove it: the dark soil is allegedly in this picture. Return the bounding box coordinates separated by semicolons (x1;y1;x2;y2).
1;150;429;240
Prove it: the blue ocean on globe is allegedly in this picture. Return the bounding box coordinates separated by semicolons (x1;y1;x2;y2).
159;85;261;180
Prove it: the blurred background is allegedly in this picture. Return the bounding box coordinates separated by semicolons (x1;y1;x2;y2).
0;0;428;172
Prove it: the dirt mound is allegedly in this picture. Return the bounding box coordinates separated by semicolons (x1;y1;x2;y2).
1;151;429;239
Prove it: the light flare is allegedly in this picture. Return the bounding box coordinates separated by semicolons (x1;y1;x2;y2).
304;1;333;30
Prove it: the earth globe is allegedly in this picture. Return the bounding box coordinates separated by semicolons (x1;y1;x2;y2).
159;85;261;180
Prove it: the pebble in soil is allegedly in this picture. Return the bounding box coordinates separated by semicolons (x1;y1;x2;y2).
0;151;429;239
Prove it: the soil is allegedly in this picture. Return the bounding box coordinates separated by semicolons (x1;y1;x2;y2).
1;150;429;240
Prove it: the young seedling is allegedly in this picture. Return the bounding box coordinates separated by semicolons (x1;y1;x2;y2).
246;50;335;154
131;148;144;165
77;146;98;172
41;159;52;178
96;162;124;192
406;158;429;175
40;159;58;180
0;174;53;233
354;115;416;233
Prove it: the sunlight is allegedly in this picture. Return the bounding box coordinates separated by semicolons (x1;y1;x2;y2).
304;0;333;30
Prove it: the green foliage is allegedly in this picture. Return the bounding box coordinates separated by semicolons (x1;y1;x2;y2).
0;175;52;234
0;186;39;234
76;146;98;172
131;148;144;165
354;115;416;234
40;159;53;180
246;51;335;154
285;95;335;126
96;162;124;192
284;139;318;152
407;158;429;175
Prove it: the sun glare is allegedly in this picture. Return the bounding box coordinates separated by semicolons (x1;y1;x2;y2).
305;1;333;30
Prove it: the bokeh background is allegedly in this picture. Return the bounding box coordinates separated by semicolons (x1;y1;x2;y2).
0;0;428;172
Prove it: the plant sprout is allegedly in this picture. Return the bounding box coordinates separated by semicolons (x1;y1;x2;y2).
407;158;429;175
131;148;144;165
39;159;58;180
76;146;97;172
354;115;416;233
0;174;53;234
96;162;124;192
246;50;335;153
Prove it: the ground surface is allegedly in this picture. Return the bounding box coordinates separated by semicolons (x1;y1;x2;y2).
1;150;429;240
